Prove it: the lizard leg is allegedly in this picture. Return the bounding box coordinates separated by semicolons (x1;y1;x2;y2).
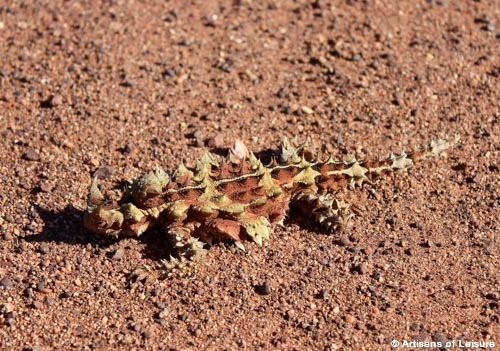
293;189;353;232
128;223;207;284
160;223;208;276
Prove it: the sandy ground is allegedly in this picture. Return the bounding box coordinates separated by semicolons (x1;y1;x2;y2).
0;0;498;350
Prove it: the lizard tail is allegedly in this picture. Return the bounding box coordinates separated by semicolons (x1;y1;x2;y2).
315;135;460;190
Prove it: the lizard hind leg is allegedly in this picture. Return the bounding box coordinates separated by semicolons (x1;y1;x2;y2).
293;190;353;232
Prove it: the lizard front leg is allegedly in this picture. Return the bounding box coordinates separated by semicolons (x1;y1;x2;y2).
160;222;208;276
128;222;207;285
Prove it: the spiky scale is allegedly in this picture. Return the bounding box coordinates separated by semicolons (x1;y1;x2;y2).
293;164;322;186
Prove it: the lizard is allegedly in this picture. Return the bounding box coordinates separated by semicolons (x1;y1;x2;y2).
83;136;459;276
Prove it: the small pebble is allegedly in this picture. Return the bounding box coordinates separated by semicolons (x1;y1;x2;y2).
49;94;63;107
41;94;63;108
44;296;54;306
255;281;272;295
421;240;434;248
0;303;13;313
357;263;369;275
35;281;45;292
123;142;133;153
87;158;100;167
4;214;14;223
22;149;40;161
312;0;325;9
37;245;49;255
206;133;225;148
5;316;15;326
301;106;314;115
410;323;421;331
93;166;115;179
112;248;125;260
277;86;290;98
191;328;202;337
2;231;13;241
404;248;414;256
60;291;71;299
178;313;187;321
0;277;13;289
339;237;353;247
318;289;330;300
31;301;43;310
24;288;34;298
344;314;356;324
38;182;52;193
158;308;169;318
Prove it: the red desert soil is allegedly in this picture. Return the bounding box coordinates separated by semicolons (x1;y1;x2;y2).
0;1;498;350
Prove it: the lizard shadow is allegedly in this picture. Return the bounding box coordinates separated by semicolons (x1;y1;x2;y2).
24;205;122;261
25;205;175;263
25;205;99;246
27;203;322;265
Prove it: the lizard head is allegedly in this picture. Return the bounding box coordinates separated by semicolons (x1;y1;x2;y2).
83;205;125;236
83;178;125;235
83;178;154;236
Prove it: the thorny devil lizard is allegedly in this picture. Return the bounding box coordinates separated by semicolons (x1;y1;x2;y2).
84;136;459;277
